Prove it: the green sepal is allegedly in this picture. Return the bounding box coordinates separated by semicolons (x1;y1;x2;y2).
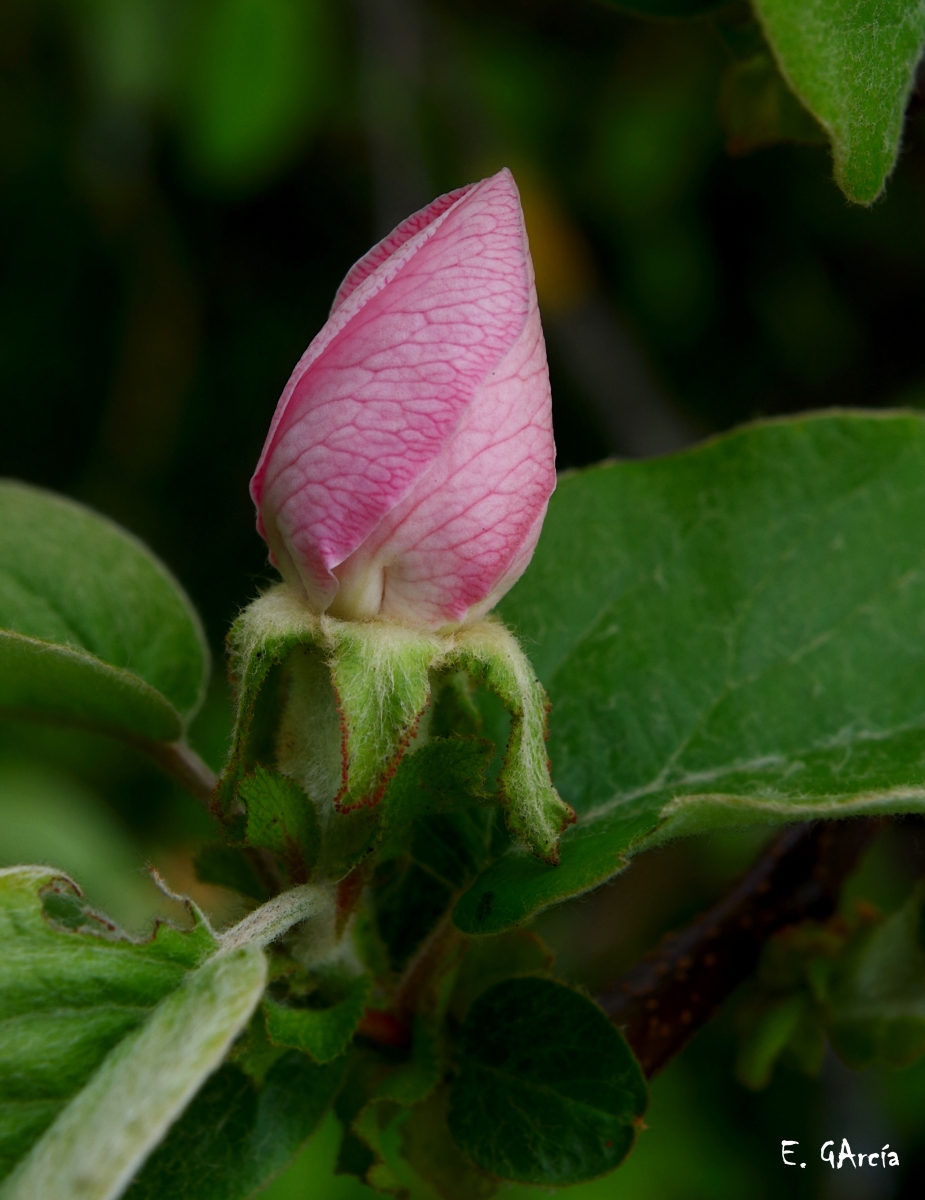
263;973;371;1065
450;621;574;863
222;586;571;869
447;977;647;1185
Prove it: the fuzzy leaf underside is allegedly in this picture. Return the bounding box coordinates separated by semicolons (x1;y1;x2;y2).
0;867;265;1199
0;482;209;743
456;414;925;934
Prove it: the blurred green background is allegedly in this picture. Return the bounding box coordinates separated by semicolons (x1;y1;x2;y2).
2;0;925;1196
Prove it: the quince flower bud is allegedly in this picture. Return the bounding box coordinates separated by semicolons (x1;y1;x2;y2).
250;169;556;630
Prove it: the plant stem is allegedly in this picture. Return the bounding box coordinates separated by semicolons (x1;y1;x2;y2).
597;818;882;1078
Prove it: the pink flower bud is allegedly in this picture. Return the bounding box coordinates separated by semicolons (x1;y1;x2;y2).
250;169;556;630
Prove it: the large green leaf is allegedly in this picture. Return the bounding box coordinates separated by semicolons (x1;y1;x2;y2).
753;0;925;203
456;413;925;933
0;866;265;1198
447;978;647;1184
0;482;209;744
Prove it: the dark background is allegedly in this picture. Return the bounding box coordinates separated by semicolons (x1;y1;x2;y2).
2;1;925;1196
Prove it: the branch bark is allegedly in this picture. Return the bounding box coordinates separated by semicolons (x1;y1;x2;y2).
597;818;882;1078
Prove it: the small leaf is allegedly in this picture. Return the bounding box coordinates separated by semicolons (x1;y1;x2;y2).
752;0;925;203
719;51;827;155
447;978;647;1184
264;974;371;1064
457;413;925;934
828;882;925;1068
124;1053;346;1200
241;767;320;885
0;867;264;1198
0;482;208;744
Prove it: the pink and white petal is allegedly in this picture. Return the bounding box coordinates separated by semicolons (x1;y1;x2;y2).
330;183;474;315
255;170;534;605
329;298;555;627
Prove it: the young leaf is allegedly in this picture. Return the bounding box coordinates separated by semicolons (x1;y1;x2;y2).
457;413;925;934
0;867;265;1199
719;51;827;155
0;482;208;744
241;767;320;885
263;974;371;1064
124;1053;346;1200
752;0;925;203
828;882;925;1068
447;978;647;1184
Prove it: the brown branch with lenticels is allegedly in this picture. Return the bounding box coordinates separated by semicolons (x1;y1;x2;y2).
597;818;882;1078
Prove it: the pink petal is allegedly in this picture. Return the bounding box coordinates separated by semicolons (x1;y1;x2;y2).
253;169;532;611
328;283;555;627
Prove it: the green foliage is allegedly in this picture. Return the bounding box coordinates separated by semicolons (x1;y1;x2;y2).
752;0;925;203
125;1053;346;1200
735;881;925;1087
447;978;647;1184
829;881;925;1068
457;414;925;934
0;866;264;1198
182;0;338;187
264;974;371;1065
0;482;209;745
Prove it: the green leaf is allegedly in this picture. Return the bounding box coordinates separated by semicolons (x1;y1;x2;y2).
241;767;320;885
447;978;647;1184
264;974;371;1064
124;1053;346;1200
828;882;925;1068
752;0;925;203
0;482;208;744
0;866;265;1198
457;413;925;934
